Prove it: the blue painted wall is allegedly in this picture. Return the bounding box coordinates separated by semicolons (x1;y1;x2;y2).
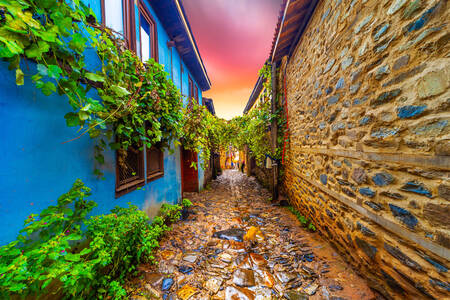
0;0;205;245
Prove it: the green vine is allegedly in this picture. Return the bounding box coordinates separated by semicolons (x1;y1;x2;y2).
0;0;186;174
217;63;284;165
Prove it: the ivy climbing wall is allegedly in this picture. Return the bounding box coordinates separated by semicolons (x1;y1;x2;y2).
281;0;449;298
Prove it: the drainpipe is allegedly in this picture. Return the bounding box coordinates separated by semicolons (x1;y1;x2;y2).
271;62;278;201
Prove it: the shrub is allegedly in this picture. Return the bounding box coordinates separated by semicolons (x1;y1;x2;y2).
0;180;185;299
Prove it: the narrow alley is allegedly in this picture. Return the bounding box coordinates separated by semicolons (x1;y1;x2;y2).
129;170;376;299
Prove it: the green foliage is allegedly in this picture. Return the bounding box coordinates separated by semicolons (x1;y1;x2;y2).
0;180;184;299
181;98;223;168
213;63;286;165
0;179;97;298
0;0;183;171
219;62;289;168
182;198;193;208
287;206;316;232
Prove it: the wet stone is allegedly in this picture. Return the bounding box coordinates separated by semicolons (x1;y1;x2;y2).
177;284;198;300
178;265;193;274
204;277;223;294
213;228;246;242
183;252;199;263
275;271;297;283
328;284;343;291
225;286;255;300
128;171;377;300
303;283;319;295
162;278;174;291
285;290;309;300
233;268;256;287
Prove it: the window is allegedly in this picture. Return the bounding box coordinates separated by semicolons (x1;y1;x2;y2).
188;76;194;102
102;0;124;34
138;1;158;62
102;0;136;51
194;85;199;103
115;145;145;197
180;62;184;95
146;146;164;180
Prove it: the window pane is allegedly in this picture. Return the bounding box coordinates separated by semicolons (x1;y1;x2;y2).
117;147;142;185
140;15;151;62
147;147;163;176
105;0;124;34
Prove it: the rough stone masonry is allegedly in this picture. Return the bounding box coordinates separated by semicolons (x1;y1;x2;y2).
281;0;449;298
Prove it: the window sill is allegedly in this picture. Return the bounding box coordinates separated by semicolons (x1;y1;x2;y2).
147;171;164;182
115;179;145;198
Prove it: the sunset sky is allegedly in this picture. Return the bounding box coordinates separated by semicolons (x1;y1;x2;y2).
183;0;282;120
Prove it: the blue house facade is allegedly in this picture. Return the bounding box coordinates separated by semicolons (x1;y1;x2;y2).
0;0;211;245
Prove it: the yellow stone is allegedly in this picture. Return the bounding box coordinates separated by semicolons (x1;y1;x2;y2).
159;249;175;260
177;284;198;300
244;226;265;243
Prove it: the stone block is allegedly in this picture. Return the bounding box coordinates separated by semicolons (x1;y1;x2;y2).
372;172;394;186
417;70;448;99
384;243;422;271
320;174;328;185
389;204;418;229
393;55;410;70
438;184;450;201
387;0;407;15
396;105;426;119
423;203;450;228
355;236;377;260
371;89;401;106
359;187;376;198
400;181;432;198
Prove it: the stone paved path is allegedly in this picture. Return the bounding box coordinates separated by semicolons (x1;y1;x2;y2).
129;170;377;299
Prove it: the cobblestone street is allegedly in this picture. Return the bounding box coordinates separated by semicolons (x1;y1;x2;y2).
130;170;377;299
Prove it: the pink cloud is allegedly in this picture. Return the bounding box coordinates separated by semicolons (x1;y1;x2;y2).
182;0;282;119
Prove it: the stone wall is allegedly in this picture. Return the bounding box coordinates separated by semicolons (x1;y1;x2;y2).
281;0;449;298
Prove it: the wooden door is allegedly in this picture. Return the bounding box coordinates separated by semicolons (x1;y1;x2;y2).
181;146;199;193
